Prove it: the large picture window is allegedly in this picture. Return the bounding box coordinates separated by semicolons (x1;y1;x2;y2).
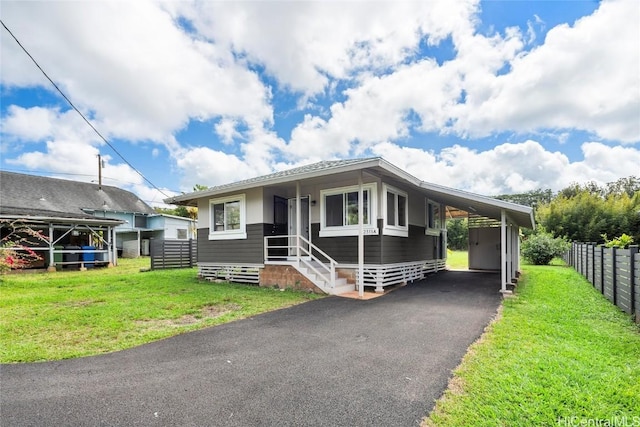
426;199;442;236
209;194;247;240
383;184;408;237
320;184;377;237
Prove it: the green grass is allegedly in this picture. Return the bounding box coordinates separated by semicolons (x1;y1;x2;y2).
425;261;640;427
446;250;468;270
0;258;321;363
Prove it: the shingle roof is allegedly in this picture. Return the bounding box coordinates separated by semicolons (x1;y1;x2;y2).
168;158;381;203
205;158;378;193
0;171;155;219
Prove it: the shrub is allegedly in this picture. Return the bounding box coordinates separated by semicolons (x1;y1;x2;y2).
521;233;570;265
602;233;634;249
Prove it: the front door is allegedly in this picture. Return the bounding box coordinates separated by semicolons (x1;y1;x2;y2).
288;196;310;256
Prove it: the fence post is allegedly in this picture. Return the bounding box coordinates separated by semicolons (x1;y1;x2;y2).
590;242;596;286
189;238;194;268
629;245;638;321
599;245;605;294
612;247;617;305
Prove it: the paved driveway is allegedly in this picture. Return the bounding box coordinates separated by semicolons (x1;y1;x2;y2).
1;271;501;427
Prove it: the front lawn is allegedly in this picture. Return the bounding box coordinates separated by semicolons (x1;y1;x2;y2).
0;258;321;363
425;261;640;426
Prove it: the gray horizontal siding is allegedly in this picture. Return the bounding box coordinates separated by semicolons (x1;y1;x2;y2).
311;220;441;264
197;224;266;264
381;224;438;263
310;223;381;264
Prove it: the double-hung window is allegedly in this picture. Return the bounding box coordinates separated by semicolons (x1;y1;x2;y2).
320;184;377;237
425;199;442;235
209;194;247;240
383;184;408;237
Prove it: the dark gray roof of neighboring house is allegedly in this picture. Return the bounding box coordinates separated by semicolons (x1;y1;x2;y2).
0;171;155;220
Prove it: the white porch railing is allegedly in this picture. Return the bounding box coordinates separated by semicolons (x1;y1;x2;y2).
264;235;338;290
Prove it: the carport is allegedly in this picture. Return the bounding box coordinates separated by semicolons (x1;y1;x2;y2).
420;181;535;293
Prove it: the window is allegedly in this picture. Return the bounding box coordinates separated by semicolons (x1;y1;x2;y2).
134;214;147;228
209;194;247;240
177;229;188;239
383;184;408;237
426;199;442;235
320;184;377;237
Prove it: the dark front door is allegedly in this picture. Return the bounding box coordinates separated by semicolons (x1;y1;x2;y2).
271;196;289;258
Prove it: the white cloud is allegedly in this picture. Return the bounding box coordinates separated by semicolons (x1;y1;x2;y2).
171;0;479;95
457;0;640;142
0;1;273;145
371;140;639;195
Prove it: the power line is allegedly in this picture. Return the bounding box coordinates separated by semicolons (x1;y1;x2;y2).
0;19;170;198
0;168;183;194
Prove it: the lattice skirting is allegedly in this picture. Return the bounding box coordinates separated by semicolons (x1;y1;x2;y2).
198;263;262;284
351;259;447;288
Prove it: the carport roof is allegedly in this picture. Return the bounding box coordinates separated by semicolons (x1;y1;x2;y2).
166;157;535;229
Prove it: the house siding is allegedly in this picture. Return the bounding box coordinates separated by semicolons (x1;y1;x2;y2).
381;224;439;263
197;223;266;264
310;223;382;264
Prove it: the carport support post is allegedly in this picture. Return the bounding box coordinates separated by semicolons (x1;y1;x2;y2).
358;171;365;297
296;181;301;261
500;209;510;295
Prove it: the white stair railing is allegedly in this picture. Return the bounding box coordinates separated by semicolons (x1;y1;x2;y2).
264;235;338;289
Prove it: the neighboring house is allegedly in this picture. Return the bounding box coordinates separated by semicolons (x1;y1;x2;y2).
0;171;196;269
165;158;534;295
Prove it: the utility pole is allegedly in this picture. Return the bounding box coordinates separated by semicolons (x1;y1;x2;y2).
97;154;103;190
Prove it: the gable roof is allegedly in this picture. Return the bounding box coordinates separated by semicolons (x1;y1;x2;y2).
166;158;535;229
0;171;155;221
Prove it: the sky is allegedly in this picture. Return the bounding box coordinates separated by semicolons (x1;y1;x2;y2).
1;0;639;208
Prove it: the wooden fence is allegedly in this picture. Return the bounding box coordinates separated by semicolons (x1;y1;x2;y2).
564;242;639;322
150;239;197;270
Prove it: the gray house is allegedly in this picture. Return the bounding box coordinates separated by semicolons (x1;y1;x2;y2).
165;158;534;296
0;171;195;269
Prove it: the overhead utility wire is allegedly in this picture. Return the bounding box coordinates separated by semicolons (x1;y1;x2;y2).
1;19;169;198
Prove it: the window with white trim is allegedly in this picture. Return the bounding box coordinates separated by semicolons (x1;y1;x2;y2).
320;184;377;237
383;184;408;237
426;199;442;235
209;194;247;240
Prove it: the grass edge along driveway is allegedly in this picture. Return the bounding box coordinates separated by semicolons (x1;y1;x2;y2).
423;261;640;427
0;258;321;363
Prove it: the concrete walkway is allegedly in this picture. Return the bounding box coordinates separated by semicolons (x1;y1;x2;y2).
1;271;502;427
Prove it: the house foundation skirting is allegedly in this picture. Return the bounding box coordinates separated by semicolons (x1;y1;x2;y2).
198;263;262;284
350;259;447;292
199;259;446;294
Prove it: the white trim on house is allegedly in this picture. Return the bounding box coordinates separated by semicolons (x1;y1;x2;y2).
208;194;247;240
382;183;408;237
319;183;378;238
425;199;442;236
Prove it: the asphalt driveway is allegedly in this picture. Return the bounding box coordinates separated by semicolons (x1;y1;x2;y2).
1;271;502;427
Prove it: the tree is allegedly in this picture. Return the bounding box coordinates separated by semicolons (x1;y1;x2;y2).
537;179;640;243
446;218;468;250
0;219;50;273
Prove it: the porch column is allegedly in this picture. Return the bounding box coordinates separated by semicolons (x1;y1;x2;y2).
47;222;56;272
358;170;365;297
110;226;116;267
296;181;301;260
